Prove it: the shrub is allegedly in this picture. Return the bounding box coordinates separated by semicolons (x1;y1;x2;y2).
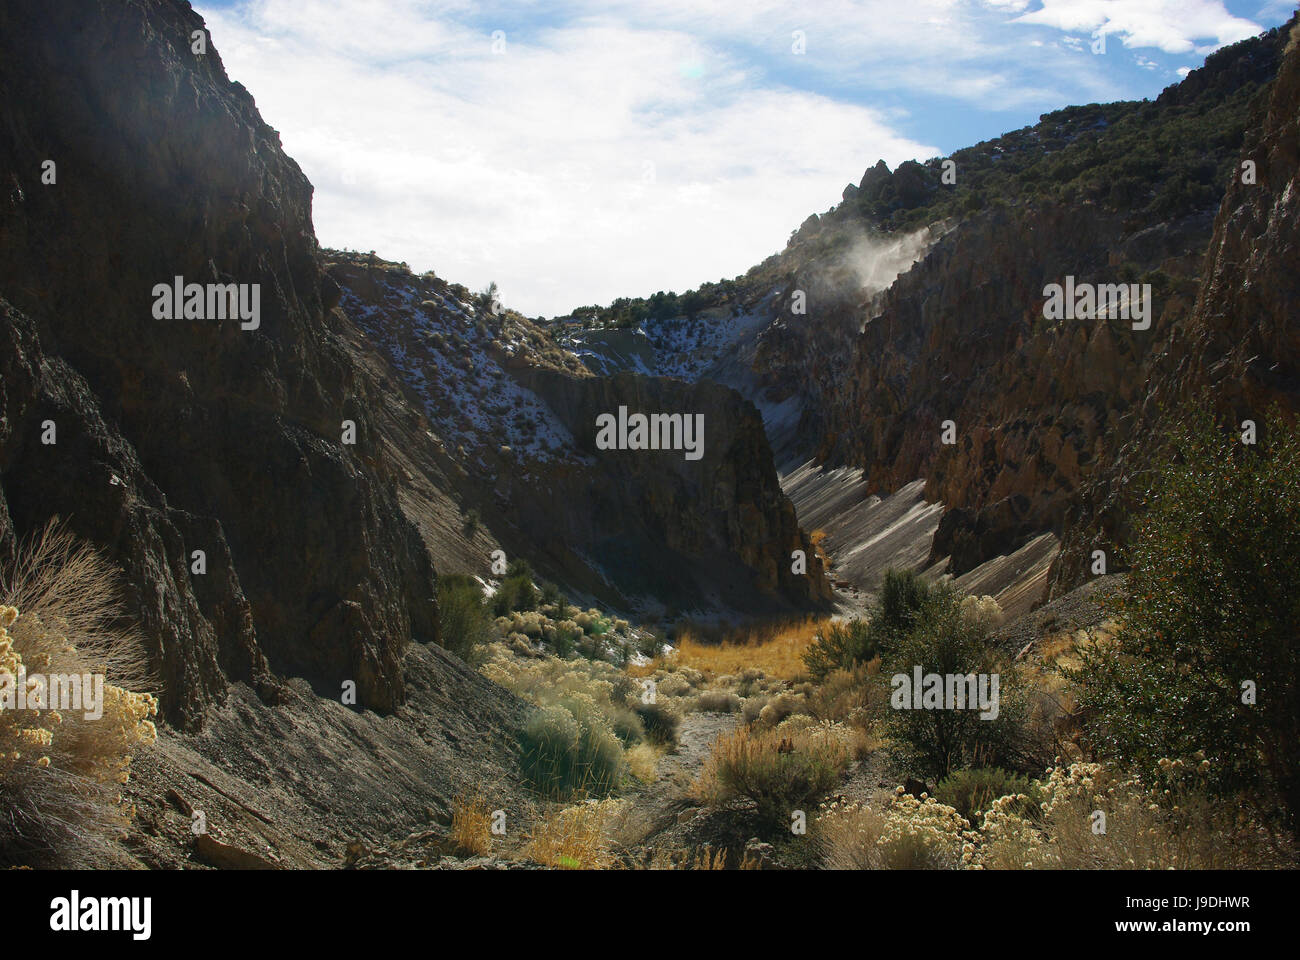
518;705;624;799
872;568;935;652
803;571;934;680
625;743;659;783
935;767;1036;824
0;522;158;866
449;793;493;856
741;695;769;726
609;706;646;745
817;791;976;870
755;691;804;730
523;797;627;868
695;689;741;713
484;649;654;796
461;508;480;537
883;583;1027;781
540;581;561;608
491;574;538;616
1072;405;1300;838
696;723;851;827
437;574;492;663
976;760;1293;870
550;619;579;658
806;664;879;728
802;619;876;682
634;701;681;747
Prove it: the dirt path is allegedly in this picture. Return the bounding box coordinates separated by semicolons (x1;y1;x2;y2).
627;711;738;845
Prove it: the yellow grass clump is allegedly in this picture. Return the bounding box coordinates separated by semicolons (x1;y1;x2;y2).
449;793;494;856
524;798;627;869
694;720;853;825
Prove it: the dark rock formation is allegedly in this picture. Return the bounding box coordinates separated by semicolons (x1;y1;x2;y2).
520;370;834;613
321;251;833;616
0;0;438;726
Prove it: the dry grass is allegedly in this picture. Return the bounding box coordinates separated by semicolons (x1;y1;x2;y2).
449;793;493;856
625;743;660;783
523;798;628;869
673;616;833;681
643;845;763;870
694;721;853;825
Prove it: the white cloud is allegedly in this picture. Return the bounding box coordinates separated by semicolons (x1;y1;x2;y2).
1007;0;1261;54
202;0;943;315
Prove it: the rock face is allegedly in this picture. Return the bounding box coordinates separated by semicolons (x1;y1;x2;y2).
522;370;833;612
816;201;1208;576
0;0;438;726
1176;23;1300;412
1051;19;1300;592
718;18;1294;596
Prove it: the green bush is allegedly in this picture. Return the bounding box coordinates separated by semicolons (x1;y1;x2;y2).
935;767;1038;823
461;508;480;537
803;569;934;680
540;581;561;608
519;704;625;799
437;574;492;663
1072;404;1300;838
883;583;1027;781
491;574;538;616
803;619;876;682
635;701;681;747
550;620;577;659
872;569;934;654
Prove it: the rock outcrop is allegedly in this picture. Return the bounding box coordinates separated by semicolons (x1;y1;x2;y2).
0;0;438;725
523;370;834;613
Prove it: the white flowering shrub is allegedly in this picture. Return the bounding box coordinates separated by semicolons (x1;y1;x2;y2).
817;789;978;869
0;523;158;866
959;594;1005;628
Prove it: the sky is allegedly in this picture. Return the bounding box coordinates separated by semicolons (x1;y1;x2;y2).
194;0;1297;317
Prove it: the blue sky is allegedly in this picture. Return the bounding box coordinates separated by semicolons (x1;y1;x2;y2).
194;0;1297;316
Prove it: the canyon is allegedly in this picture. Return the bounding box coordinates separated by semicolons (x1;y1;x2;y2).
0;0;1296;870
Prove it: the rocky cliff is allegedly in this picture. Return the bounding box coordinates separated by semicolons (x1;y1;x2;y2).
0;0;439;725
522;370;833;613
1051;18;1300;591
817;200;1207;576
